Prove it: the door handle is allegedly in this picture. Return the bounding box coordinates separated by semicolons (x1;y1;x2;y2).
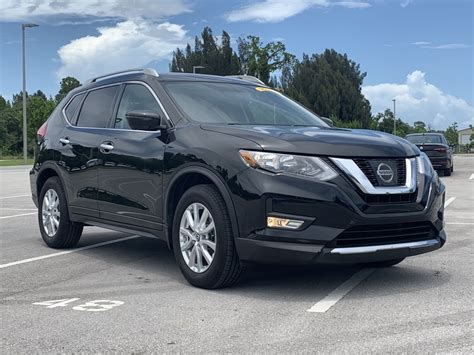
99;143;114;152
59;137;70;145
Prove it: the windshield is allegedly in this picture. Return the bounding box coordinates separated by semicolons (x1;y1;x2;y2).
163;82;327;126
406;134;443;144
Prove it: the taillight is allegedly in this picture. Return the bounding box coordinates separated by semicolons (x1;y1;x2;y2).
37;121;48;141
434;147;447;152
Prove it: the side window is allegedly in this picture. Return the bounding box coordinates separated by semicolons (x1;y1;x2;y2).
76;86;118;128
115;84;163;129
64;93;84;125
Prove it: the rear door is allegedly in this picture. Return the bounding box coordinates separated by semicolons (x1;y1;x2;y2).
58;85;120;217
97;82;167;231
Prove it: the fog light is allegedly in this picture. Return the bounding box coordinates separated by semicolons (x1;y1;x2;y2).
267;216;304;229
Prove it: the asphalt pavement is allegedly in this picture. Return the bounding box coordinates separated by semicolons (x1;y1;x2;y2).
1;156;473;353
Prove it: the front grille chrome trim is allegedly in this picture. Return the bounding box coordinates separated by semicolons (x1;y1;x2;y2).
330;239;439;255
330;157;417;195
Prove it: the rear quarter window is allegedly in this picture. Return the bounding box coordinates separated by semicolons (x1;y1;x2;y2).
64;93;85;125
76;86;119;128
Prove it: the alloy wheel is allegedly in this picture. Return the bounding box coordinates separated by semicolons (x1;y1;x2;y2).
42;188;60;237
179;203;217;273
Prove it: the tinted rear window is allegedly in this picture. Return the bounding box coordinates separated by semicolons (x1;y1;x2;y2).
76;86;118;128
406;135;443;144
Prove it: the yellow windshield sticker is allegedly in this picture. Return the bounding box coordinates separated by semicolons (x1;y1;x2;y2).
255;87;276;93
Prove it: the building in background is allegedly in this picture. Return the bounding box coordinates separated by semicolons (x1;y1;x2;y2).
458;127;473;152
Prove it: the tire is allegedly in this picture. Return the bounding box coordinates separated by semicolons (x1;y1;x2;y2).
38;177;83;248
444;167;452;176
172;184;242;289
362;258;405;268
451;164;454;173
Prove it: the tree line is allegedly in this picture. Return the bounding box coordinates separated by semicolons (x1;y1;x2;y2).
0;26;461;158
0;77;81;157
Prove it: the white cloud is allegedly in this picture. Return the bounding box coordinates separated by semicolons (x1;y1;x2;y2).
57;20;187;81
0;0;191;22
423;43;471;50
411;41;431;46
225;0;370;23
400;0;413;8
362;71;474;130
411;41;471;50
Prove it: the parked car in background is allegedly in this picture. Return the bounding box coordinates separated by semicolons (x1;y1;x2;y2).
405;133;454;176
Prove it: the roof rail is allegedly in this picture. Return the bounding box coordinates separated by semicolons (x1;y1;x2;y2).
226;75;265;86
85;68;159;84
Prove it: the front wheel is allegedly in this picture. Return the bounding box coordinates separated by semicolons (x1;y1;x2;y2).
172;184;242;289
38;177;83;248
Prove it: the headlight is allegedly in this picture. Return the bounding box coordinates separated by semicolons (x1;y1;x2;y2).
417;152;433;175
239;150;338;181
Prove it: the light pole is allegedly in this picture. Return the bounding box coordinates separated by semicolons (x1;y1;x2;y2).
193;65;205;74
392;99;396;135
22;23;39;163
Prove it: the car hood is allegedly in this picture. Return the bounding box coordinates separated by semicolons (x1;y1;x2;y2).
201;125;419;158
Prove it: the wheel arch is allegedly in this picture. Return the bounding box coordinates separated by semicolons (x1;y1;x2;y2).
36;164;69;205
164;165;240;249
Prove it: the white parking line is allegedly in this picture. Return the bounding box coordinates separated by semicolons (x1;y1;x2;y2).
0;212;37;219
470;173;474;180
0;208;37;211
444;197;456;208
446;222;474;225
0;194;30;200
0;235;142;269
307;268;375;313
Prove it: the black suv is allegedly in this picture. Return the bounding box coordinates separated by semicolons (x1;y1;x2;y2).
405;133;454;176
31;69;446;289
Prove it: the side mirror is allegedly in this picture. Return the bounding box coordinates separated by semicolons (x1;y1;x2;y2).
320;116;334;127
125;110;166;131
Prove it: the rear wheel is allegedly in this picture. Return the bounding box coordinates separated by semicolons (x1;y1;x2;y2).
362;258;405;268
172;184;242;289
38;177;83;248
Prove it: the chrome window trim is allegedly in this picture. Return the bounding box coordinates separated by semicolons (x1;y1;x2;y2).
330;157;417;195
61;80;173;133
330;239;439;255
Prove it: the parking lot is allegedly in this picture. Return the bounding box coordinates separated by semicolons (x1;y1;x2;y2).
1;155;472;352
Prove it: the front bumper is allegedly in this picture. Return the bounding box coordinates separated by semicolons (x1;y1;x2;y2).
232;163;446;265
235;232;445;265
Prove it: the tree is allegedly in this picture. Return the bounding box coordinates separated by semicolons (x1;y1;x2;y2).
0;89;56;157
27;93;56;152
444;122;458;146
282;49;372;127
374;109;410;137
55;77;81;103
237;36;295;85
170;27;241;76
413;121;426;133
0;96;22;156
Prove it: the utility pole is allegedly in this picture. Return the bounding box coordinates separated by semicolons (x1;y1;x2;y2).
22;23;39;163
392;99;396;135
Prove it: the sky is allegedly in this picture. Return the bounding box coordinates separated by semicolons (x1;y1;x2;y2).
0;0;472;130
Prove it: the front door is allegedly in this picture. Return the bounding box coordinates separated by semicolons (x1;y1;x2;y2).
97;83;166;231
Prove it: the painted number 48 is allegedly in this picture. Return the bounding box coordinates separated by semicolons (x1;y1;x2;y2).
33;298;124;312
